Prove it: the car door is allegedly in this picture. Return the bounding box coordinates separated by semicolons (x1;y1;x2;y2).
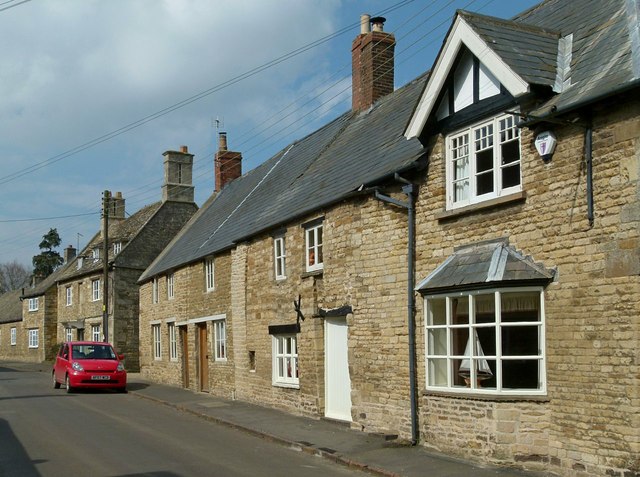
55;344;69;382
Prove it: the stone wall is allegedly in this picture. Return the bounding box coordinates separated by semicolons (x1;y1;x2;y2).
139;252;235;398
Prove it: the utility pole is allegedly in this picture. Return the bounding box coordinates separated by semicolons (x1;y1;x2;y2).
102;190;110;343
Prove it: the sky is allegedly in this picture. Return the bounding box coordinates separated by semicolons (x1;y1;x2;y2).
0;0;540;268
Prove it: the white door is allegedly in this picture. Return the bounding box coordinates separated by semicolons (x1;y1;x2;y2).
325;317;352;421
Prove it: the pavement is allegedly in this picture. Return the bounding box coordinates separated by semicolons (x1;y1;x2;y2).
124;374;545;477
5;361;544;477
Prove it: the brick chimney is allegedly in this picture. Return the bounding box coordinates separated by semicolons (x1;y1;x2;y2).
63;245;77;264
162;145;195;203
352;14;395;112
215;132;242;192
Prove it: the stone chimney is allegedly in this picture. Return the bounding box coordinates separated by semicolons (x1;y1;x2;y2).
63;245;77;264
215;132;242;192
162;145;195;203
351;14;395;112
109;191;126;222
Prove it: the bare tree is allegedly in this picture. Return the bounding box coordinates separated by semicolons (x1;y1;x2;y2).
0;261;30;293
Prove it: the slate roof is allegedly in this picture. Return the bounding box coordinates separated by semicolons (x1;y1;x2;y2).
458;10;560;88
0;289;23;324
59;201;163;282
513;0;639;116
140;73;429;282
416;239;555;293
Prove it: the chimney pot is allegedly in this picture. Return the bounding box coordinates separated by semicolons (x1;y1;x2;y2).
371;16;386;32
180;145;188;153
360;14;371;34
218;132;228;152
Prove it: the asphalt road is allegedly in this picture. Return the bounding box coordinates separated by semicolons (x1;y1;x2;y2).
0;363;364;477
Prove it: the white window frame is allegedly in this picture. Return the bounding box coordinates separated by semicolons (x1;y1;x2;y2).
167;274;175;300
305;223;323;273
152;324;162;360
91;325;101;342
152;278;159;304
168;323;177;361
28;329;39;348
92;248;100;260
446;113;521;210
213;319;227;361
66;286;73;306
424;287;546;396
92;279;101;301
272;334;299;387
205;258;215;292
113;242;122;254
65;327;73;342
10;327;17;346
274;236;287;280
28;297;39;311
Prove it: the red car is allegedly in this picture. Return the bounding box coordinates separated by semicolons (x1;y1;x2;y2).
53;341;127;393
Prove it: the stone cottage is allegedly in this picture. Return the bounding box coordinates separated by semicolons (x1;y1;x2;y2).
0;255;73;362
139;1;639;476
56;147;198;371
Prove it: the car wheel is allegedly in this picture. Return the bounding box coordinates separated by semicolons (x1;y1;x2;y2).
53;373;60;389
65;375;73;393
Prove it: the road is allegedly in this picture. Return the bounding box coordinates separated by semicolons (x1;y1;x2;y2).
0;363;364;477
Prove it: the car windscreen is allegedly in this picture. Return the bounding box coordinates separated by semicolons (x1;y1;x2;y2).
71;345;116;360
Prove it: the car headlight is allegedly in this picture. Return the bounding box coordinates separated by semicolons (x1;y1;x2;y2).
117;362;125;372
72;362;84;372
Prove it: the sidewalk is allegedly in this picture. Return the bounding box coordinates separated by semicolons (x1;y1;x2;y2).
127;373;544;477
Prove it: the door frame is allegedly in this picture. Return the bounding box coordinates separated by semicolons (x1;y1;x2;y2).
180;325;189;389
197;322;209;392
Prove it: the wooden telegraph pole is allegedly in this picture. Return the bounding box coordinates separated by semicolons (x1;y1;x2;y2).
102;190;110;343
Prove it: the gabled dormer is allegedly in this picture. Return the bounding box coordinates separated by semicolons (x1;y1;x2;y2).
406;10;561;212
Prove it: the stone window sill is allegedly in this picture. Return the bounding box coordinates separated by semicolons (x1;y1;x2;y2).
301;269;323;279
436;191;526;221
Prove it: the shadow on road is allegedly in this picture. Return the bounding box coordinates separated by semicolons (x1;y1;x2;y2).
0;418;42;477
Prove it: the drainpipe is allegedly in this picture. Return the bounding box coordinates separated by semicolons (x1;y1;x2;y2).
585;116;594;227
374;173;418;445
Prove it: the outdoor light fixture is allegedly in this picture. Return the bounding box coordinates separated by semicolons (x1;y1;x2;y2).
534;130;557;163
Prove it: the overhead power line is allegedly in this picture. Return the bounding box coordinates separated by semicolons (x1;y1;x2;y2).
0;0;415;187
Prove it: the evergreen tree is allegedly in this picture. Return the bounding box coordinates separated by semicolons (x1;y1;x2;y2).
32;228;63;277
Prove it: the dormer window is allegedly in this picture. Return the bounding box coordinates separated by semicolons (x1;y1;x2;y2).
113;242;122;255
92;248;100;260
446;113;521;210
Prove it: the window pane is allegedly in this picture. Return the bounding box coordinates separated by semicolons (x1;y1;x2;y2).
474;294;495;323
428;329;447;356
452;327;469;357
476;170;494;195
502;163;520;189
501;292;540;321
475;148;493;173
427;298;446;326
451;296;469;325
502;359;539;390
501;139;520;165
454;178;469;202
428;358;447;386
502;326;539;356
